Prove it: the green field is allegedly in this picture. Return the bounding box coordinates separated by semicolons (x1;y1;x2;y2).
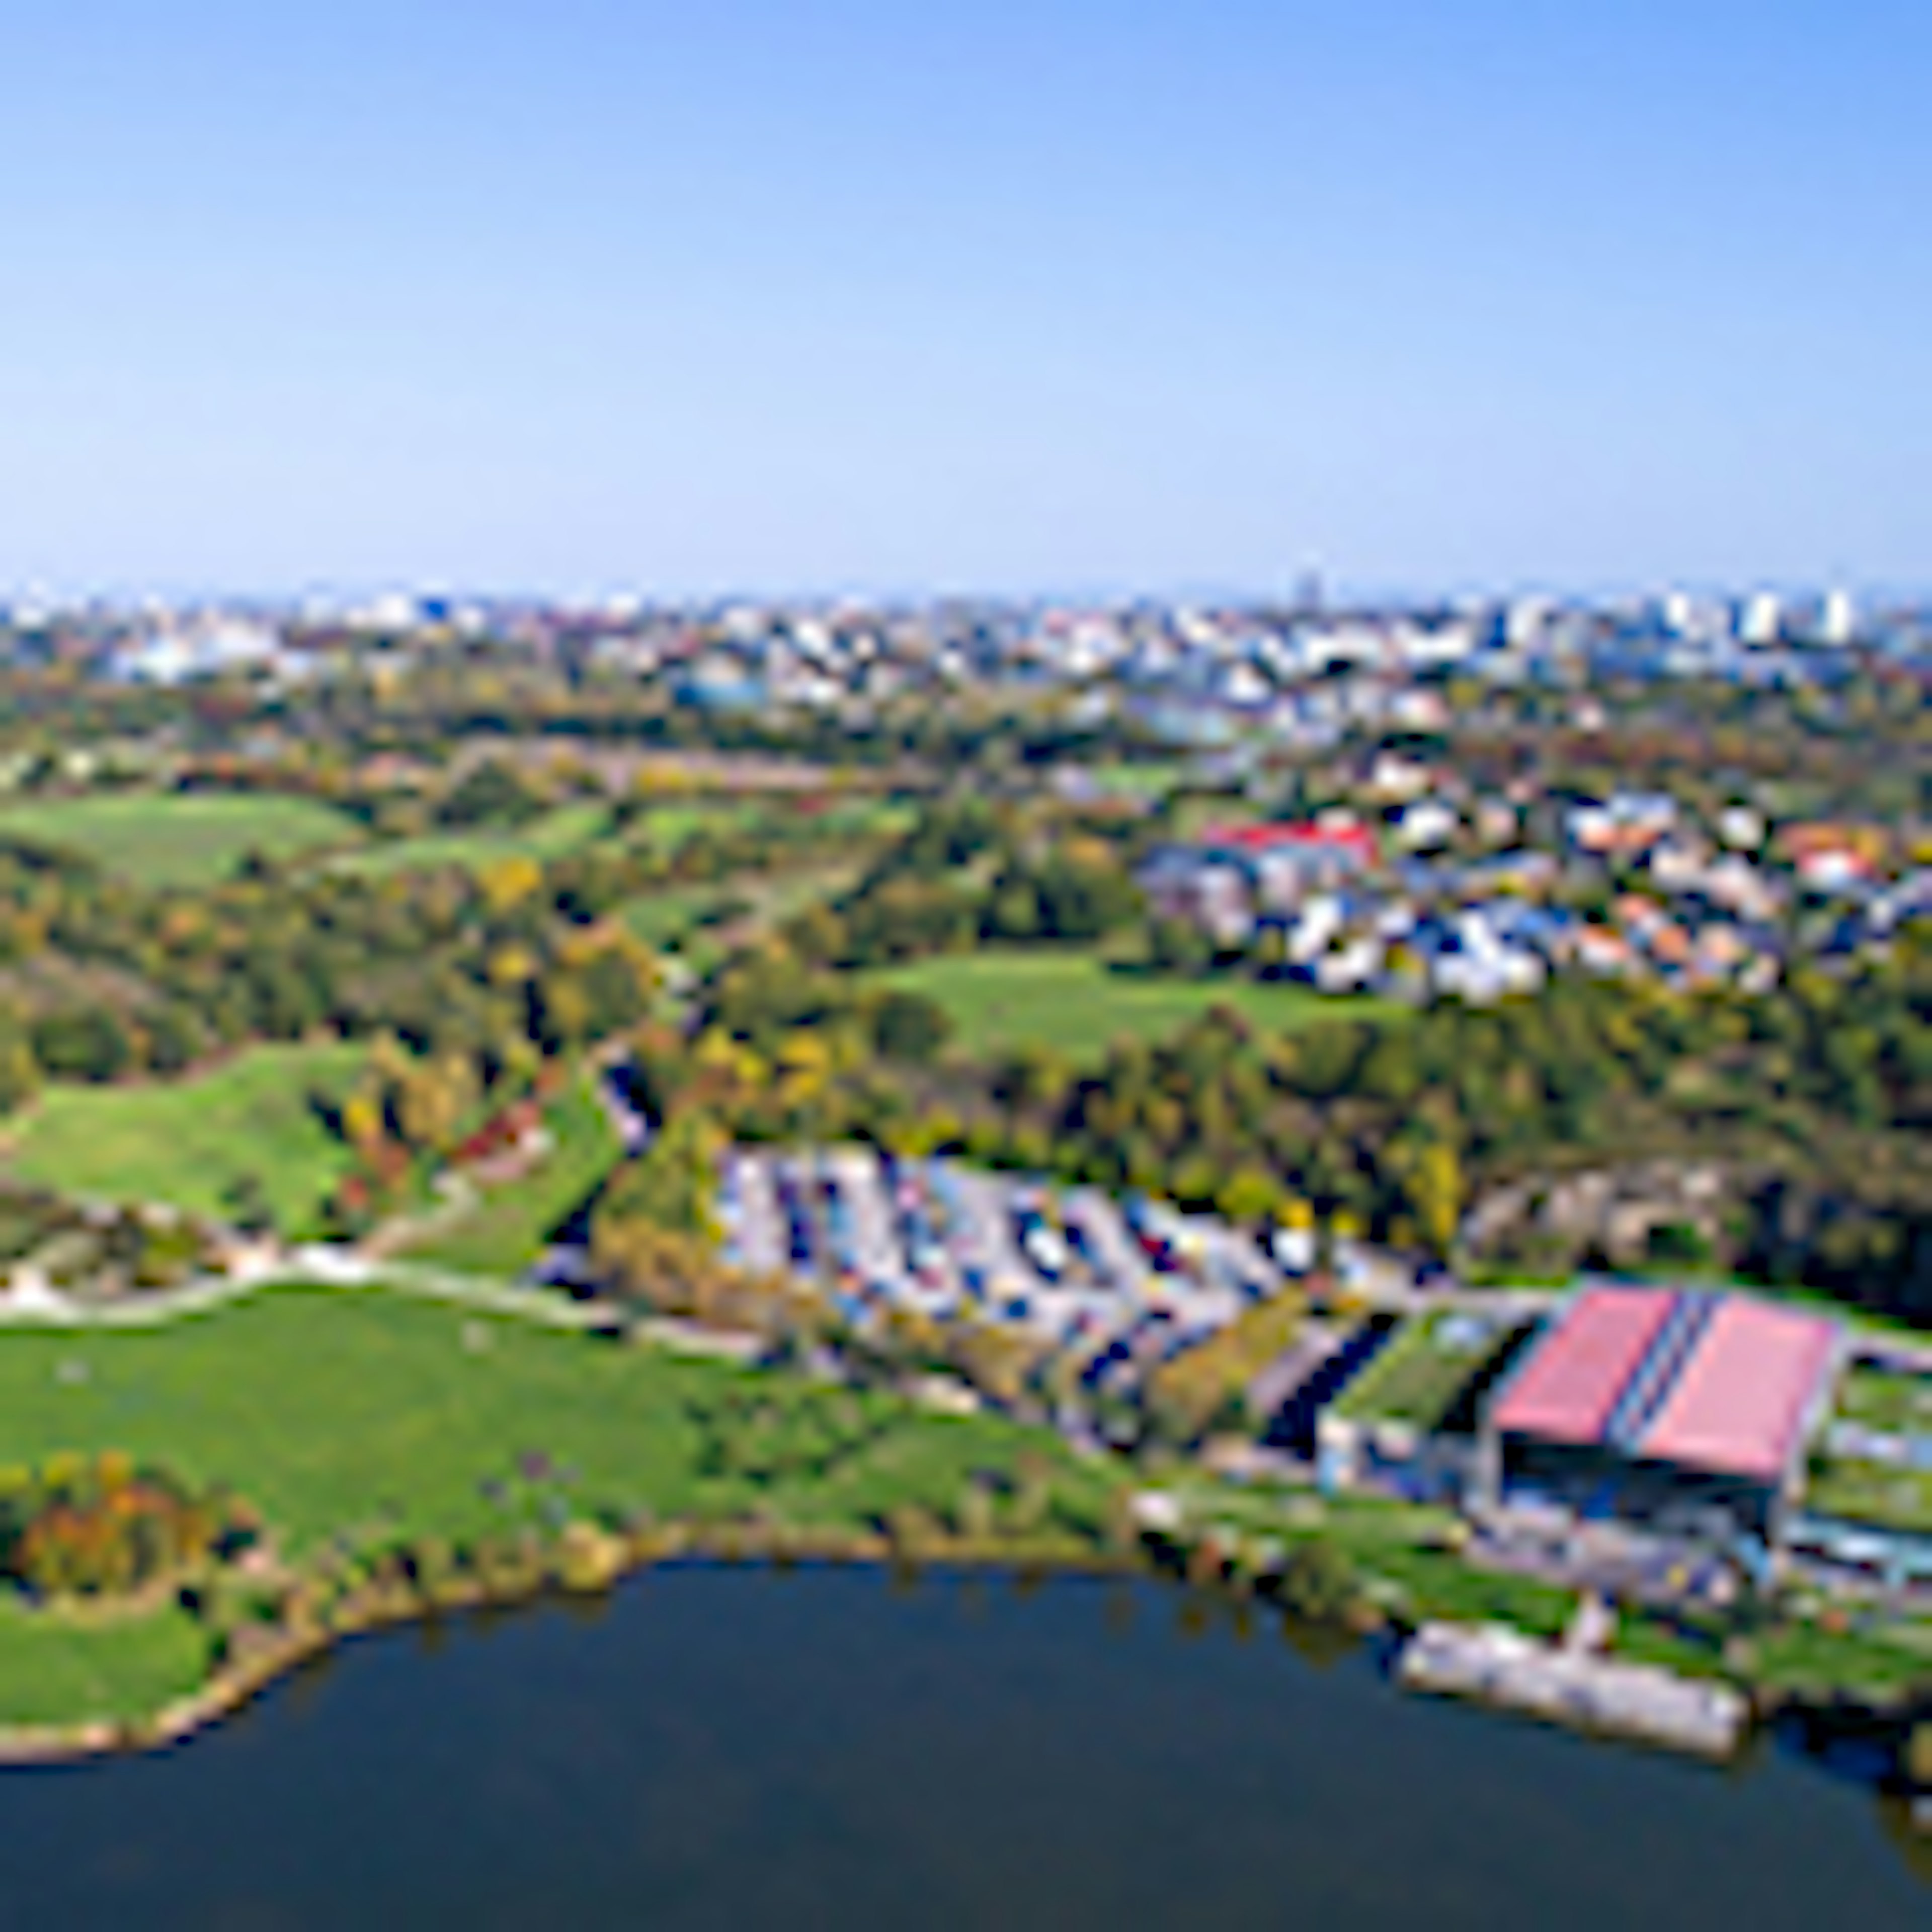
403;1075;621;1273
4;1042;366;1233
617;859;861;955
617;883;738;949
1836;1366;1932;1434
330;803;611;879
628;797;770;850
1805;1459;1932;1537
0;1597;210;1726
0;1282;1118;1724
0;1284;1114;1563
0;792;359;887
1173;1484;1575;1637
1331;1310;1521;1432
864;950;1404;1059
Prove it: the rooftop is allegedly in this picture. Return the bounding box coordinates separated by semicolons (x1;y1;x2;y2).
1488;1286;1676;1447
1490;1284;1838;1485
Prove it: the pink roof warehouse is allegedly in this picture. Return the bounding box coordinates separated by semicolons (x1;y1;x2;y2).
1487;1286;1676;1447
1484;1285;1841;1540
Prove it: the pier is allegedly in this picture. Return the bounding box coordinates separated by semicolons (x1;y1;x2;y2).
1398;1620;1748;1759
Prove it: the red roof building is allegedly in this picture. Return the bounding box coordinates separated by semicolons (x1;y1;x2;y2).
1480;1284;1841;1548
1636;1299;1839;1483
1487;1286;1676;1447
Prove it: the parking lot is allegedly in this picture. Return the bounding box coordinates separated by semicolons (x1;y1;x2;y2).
717;1144;1294;1390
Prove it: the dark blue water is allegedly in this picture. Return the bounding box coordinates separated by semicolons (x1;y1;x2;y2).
0;1565;1923;1930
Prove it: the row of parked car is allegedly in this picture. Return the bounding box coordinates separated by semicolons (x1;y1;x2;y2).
716;1144;1299;1390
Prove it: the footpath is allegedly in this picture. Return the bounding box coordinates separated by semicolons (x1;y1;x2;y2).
0;1245;622;1334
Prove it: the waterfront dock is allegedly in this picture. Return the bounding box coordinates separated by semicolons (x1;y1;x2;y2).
1398;1620;1748;1759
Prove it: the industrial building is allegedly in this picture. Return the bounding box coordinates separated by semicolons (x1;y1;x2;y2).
1475;1285;1841;1554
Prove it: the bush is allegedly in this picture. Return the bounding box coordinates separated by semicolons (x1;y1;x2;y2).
869;989;953;1064
1275;1540;1361;1626
0;1452;252;1599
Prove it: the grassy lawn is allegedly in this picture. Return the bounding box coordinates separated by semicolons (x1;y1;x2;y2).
403;1074;622;1273
864;949;1405;1060
331;804;611;879
0;1597;211;1726
1836;1366;1932;1434
618;883;733;949
1331;1310;1517;1431
617;859;862;954
1748;1620;1932;1698
4;1042;366;1234
1804;1459;1932;1537
0;792;359;887
0;1285;1115;1564
0;1282;1119;1725
628;798;768;851
1177;1483;1576;1637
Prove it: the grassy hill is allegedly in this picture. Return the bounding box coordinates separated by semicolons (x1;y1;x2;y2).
0;1283;1115;1564
0;792;359;888
3;1042;366;1233
863;950;1406;1060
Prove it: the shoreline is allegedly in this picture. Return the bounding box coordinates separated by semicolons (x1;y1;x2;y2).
0;1521;1138;1769
0;1512;1926;1827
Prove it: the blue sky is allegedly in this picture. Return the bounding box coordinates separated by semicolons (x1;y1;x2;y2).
2;1;1926;600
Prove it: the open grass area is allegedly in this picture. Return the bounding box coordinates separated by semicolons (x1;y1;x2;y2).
0;1282;1119;1725
618;883;735;949
0;1284;1116;1564
628;798;769;850
1331;1309;1519;1431
864;949;1405;1060
1177;1483;1576;1637
4;1042;366;1234
403;1075;621;1273
1748;1620;1932;1698
331;803;611;879
0;792;359;887
0;1597;211;1726
1836;1366;1932;1434
617;859;862;956
1805;1459;1932;1537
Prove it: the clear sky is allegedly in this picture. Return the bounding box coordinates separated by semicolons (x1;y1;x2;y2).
2;1;1927;601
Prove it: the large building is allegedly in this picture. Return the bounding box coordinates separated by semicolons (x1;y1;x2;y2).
1476;1285;1841;1553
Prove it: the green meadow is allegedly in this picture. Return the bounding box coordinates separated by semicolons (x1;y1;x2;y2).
863;949;1405;1060
401;1075;621;1273
4;1042;366;1233
329;803;612;878
0;792;359;888
0;1284;1114;1562
0;1596;210;1727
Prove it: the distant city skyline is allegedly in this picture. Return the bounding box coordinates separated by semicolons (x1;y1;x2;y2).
3;2;1928;597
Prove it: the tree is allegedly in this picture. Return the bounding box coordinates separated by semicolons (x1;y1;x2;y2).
31;1007;133;1083
597;1107;723;1239
222;1172;276;1237
869;989;952;1064
1276;1539;1361;1625
1216;1165;1284;1227
439;759;544;828
1402;1138;1465;1259
0;1010;37;1116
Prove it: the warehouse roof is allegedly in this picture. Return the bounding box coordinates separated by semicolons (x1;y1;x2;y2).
1489;1285;1839;1485
1636;1299;1839;1481
1487;1286;1676;1447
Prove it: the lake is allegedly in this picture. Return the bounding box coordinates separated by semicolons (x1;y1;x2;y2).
0;1564;1924;1929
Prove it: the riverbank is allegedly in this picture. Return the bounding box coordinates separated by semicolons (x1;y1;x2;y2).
0;1273;1922;1789
0;1519;1138;1766
7;1565;1926;1928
